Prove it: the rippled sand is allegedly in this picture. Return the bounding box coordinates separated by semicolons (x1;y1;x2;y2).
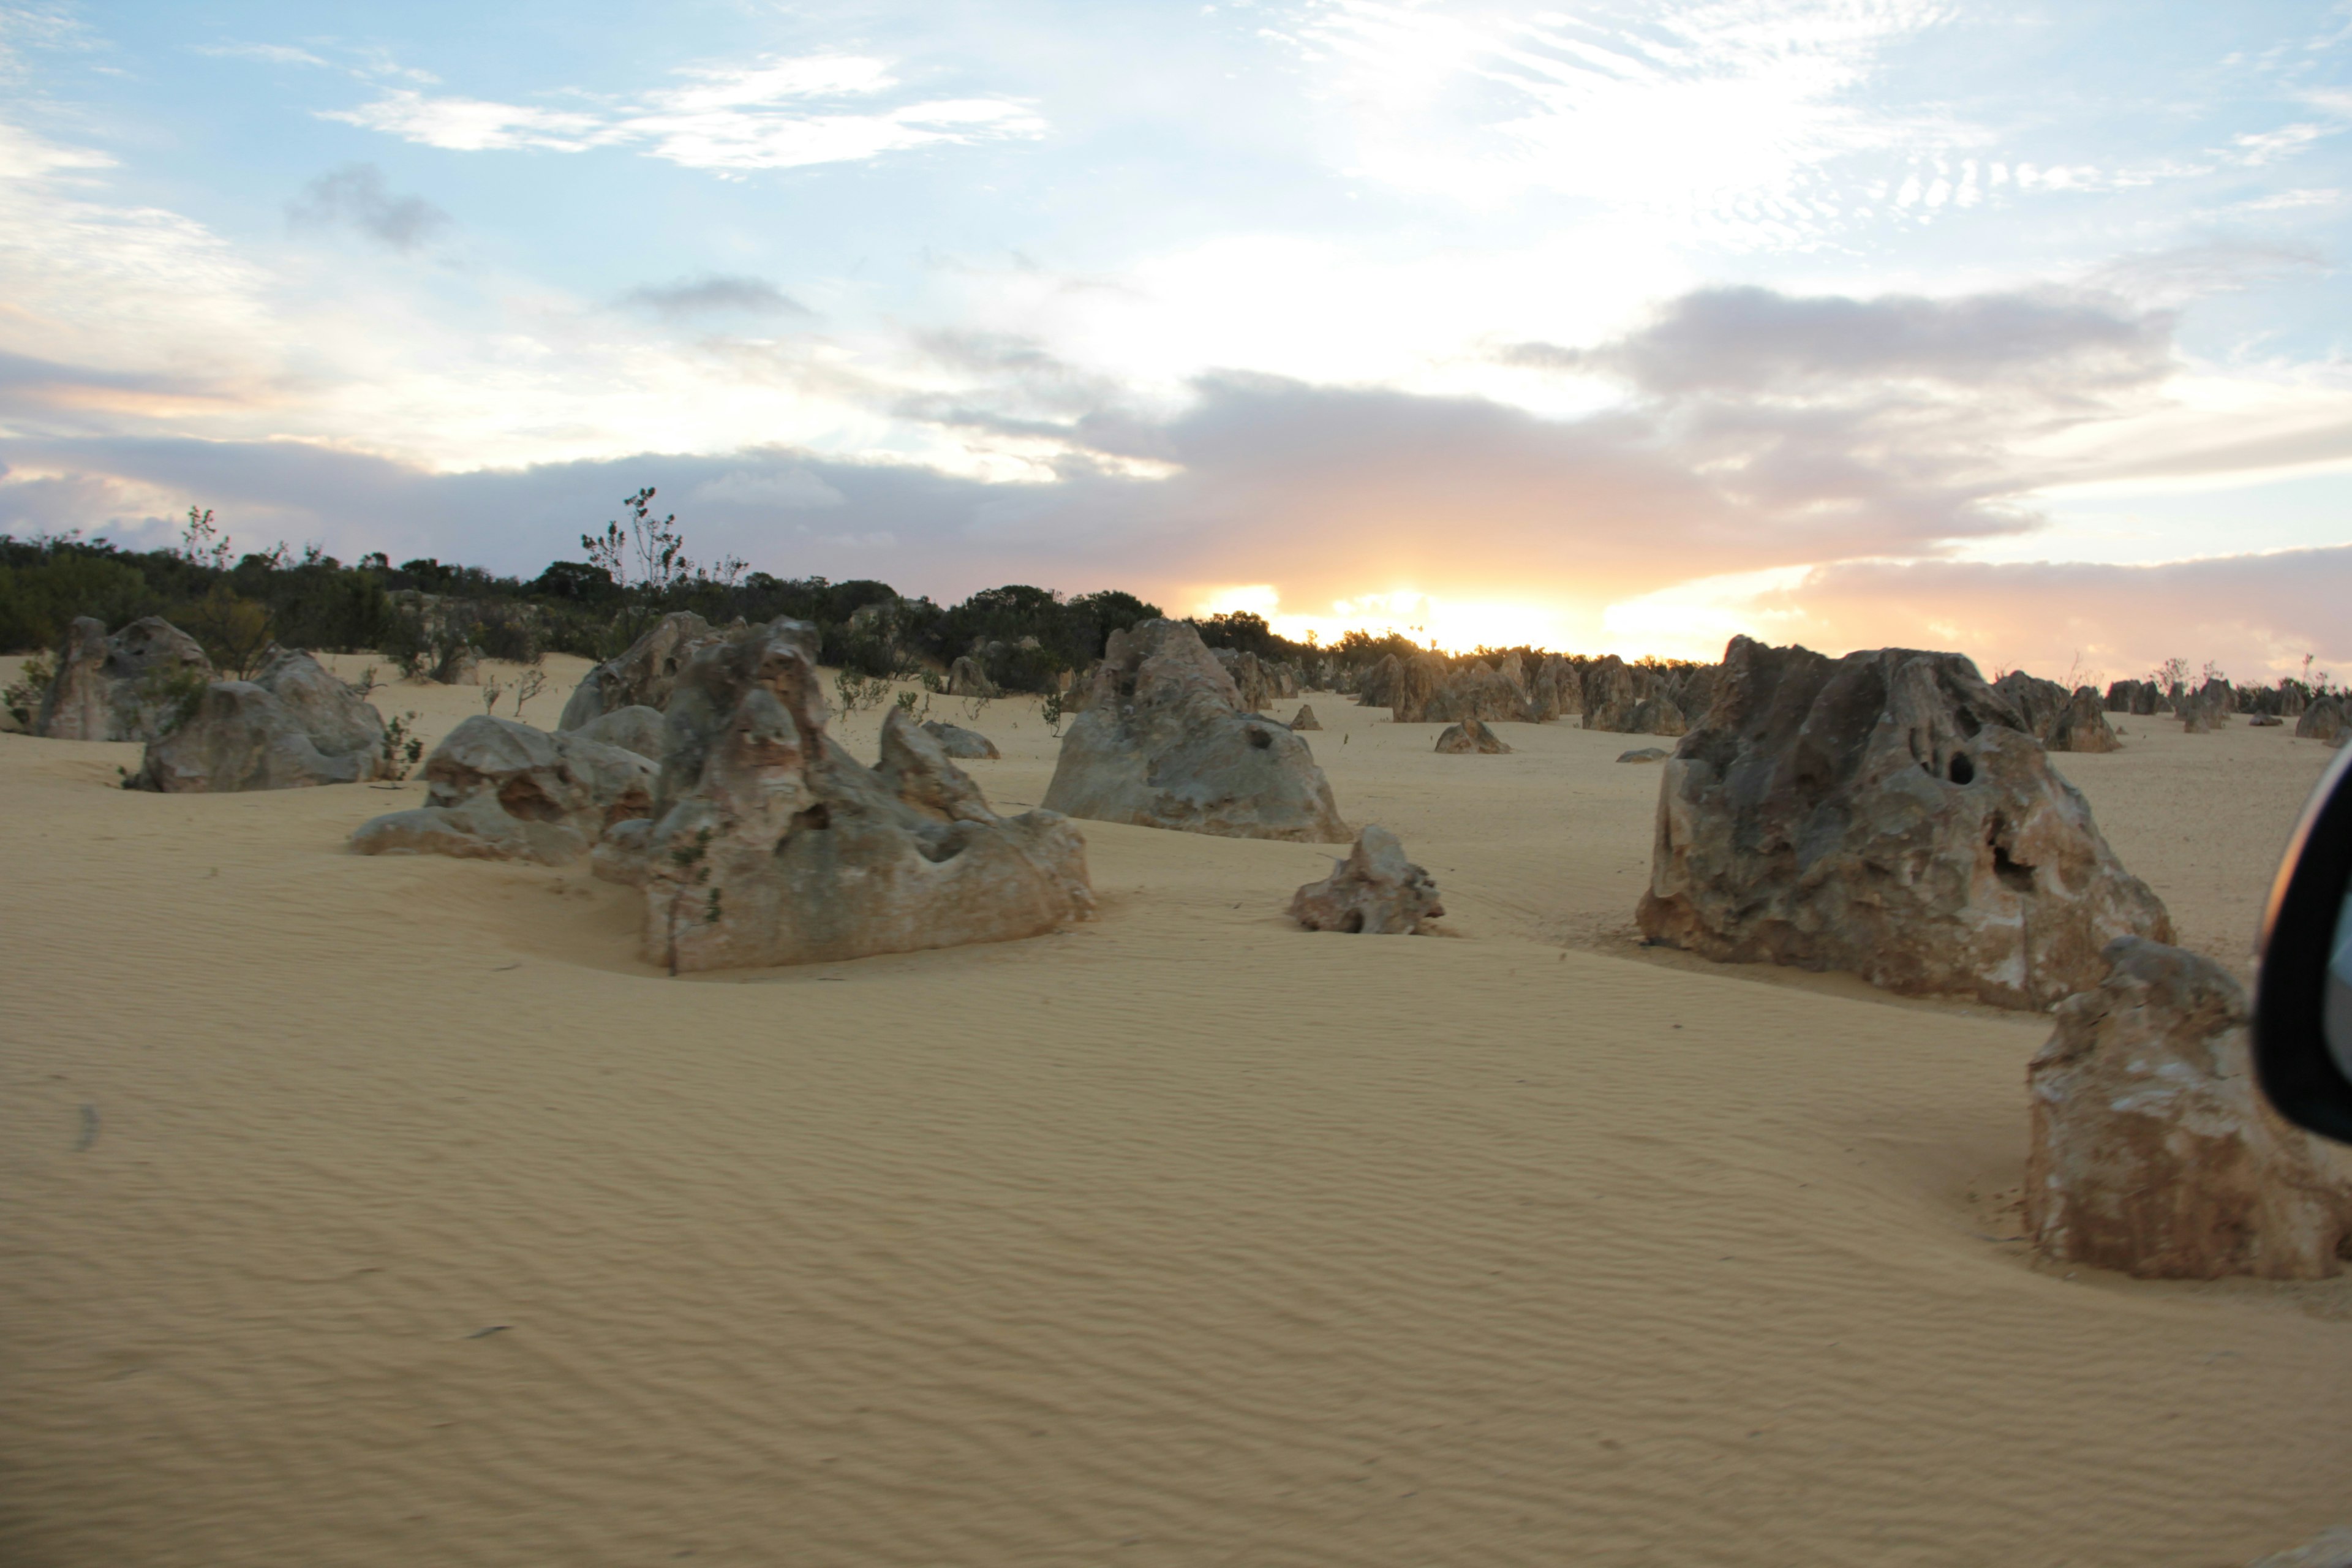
4;657;2348;1566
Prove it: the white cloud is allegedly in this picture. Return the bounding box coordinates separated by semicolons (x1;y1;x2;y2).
194;42;333;70
321;53;1047;173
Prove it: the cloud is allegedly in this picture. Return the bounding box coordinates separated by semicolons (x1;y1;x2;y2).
287;163;451;252
1513;285;2173;398
692;467;845;510
620;274;807;320
322;53;1047;174
194;42;332;69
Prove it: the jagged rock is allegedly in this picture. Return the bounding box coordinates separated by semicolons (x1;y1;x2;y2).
1289;825;1444;934
1289;704;1322;731
1670;665;1720;725
2026;937;2352;1280
946;654;999;698
1618;747;1670;763
1581;657;1687;735
594;618;1093;970
2132;681;2163;716
1401;660;1536;725
36;616;213;742
1386;651;1450;723
1529;655;1570;721
922;720;1000;760
1216;648;1274;713
2191;676;2236;725
573;704;669;761
135;646;391;793
558;612;716;730
2047;687;2122;753
1434;718;1511;754
350;715;658;863
1355;653;1403;709
1637;636;2173;1009
1993;671;2070;741
1042;619;1348;842
2298;697;2346;744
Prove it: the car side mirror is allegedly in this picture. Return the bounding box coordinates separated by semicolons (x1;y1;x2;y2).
2255;741;2352;1144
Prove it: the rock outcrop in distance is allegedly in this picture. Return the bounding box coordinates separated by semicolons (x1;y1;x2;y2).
350;715;657;863
1581;656;1691;737
558;612;716;731
1291;826;1444;934
1042;619;1349;843
36;616;213;742
1637;636;2173;1010
135;646;393;793
2297;696;2347;745
1995;671;2122;753
2026;937;2352;1279
596;617;1093;971
922;720;1000;760
1212;648;1303;715
946;655;999;698
1434;718;1511;753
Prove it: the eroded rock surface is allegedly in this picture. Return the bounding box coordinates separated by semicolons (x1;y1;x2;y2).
136;646;391;793
2298;697;2346;744
557;612;715;730
2047;687;2122;754
596;617;1093;970
350;715;657;863
2026;937;2352;1280
572;704;670;761
1581;657;1689;736
1637;636;2173;1009
1434;718;1511;754
36;616;213;742
1290;825;1444;935
1042;619;1348;843
946;655;999;698
1289;704;1322;731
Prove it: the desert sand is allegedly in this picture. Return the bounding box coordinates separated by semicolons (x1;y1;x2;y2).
4;654;2350;1566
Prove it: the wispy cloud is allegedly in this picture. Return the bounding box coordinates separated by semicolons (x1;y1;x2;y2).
287;162;451;252
621;274;807;320
195;41;332;70
322;52;1047;174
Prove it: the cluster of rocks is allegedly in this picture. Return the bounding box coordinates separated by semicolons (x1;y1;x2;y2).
1580;656;1717;737
1991;671;2122;754
1637;636;2172;1010
1042;619;1348;843
1210;647;1305;715
31;616;397;792
360;616;1094;971
2105;674;2323;725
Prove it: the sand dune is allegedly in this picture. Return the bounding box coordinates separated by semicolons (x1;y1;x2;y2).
4;656;2350;1566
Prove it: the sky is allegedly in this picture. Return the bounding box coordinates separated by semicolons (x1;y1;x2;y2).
4;0;2351;680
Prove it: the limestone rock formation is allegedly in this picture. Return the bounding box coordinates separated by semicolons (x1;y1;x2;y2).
922;720;1000;760
350;715;657;863
572;704;670;761
1637;636;2173;1009
1434;718;1512;754
558;612;715;730
946;654;1000;698
1355;653;1403;709
1618;747;1670;763
2250;1526;2352;1568
2046;687;2122;754
1042;619;1348;842
1993;671;2069;741
1399;660;1536;726
1290;825;1444;935
135;646;391;793
36;616;213;742
2252;714;2285;728
1289;704;1322;731
433;644;483;685
1581;657;1689;736
595;617;1093;970
1529;655;1573;721
2026;937;2352;1280
2299;697;2346;744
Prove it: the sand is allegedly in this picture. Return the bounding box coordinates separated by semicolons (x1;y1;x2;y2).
4;658;2349;1567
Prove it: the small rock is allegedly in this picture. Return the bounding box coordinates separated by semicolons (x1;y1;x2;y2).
1434;718;1511;754
1291;825;1444;934
921;720;1000;760
1289;704;1322;731
1617;747;1670;763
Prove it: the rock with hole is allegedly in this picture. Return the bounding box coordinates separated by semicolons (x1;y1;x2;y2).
594;617;1093;970
1636;635;2172;1009
1291;824;1444;935
2026;937;2352;1279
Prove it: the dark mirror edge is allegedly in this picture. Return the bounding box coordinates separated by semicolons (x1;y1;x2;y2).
2254;740;2352;1143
